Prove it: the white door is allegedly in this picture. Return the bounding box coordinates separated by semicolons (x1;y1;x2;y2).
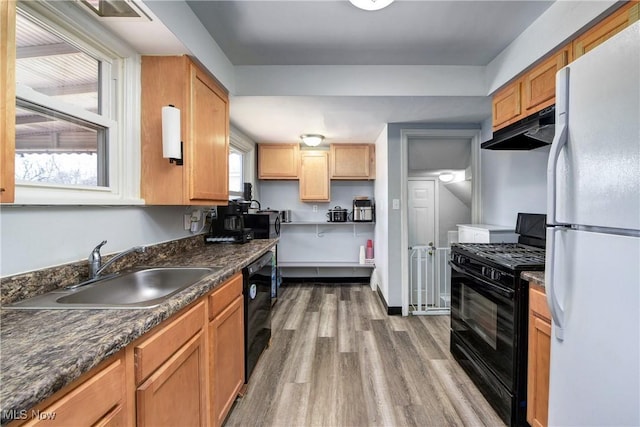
408;180;435;247
408;180;436;307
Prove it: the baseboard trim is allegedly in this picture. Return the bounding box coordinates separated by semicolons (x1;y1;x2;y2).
376;285;402;315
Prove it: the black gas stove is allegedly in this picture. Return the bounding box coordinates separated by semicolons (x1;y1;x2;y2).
449;213;546;427
452;242;546;271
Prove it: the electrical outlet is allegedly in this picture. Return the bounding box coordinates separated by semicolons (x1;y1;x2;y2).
184;214;191;230
312;205;318;212
192;209;201;221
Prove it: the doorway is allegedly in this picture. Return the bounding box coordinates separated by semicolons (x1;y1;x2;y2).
399;128;482;316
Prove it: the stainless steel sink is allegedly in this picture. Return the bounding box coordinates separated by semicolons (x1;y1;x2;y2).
5;267;220;309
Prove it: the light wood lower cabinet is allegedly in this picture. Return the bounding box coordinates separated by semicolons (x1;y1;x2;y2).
137;331;208;427
20;352;128;427
135;301;208;427
208;273;244;427
16;273;247;427
300;150;330;202
527;284;551;427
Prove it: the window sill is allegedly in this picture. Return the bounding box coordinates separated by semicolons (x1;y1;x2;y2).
11;184;144;206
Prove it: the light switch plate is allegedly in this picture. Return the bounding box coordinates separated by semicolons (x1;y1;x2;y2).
392;199;400;210
184;214;191;230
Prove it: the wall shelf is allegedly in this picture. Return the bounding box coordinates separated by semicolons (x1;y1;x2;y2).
279;261;375;268
281;221;374;237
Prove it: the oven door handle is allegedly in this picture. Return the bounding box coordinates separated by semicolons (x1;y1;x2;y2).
449;262;515;299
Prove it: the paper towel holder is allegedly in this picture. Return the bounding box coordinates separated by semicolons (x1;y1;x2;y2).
162;104;183;166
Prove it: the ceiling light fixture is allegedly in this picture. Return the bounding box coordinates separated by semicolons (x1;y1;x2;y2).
438;173;454;183
348;0;394;11
300;134;324;147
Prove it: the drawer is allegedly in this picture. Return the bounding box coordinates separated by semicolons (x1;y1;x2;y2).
24;354;125;427
529;286;551;321
134;301;205;384
209;272;243;320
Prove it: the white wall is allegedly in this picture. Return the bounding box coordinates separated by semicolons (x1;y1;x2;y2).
480;148;549;226
485;0;617;93
374;126;389;302
143;0;235;92
438;182;472;247
258;179;374;223
0;206;195;276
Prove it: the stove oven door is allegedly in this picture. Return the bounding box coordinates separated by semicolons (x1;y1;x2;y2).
450;262;517;391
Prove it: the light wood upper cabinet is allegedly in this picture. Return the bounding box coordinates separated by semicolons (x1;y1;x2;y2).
492;1;638;132
527;285;551;427
208;273;244;427
258;144;300;179
492;80;523;131
330;144;375;180
21;352;129;427
573;1;639;60
492;46;569;132
522;48;569;115
0;0;16;204
300;150;330;202
141;56;229;205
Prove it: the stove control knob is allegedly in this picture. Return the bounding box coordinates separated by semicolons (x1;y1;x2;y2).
491;270;502;281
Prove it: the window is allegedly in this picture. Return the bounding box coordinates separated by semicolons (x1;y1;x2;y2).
13;1;141;204
15;9;110;187
229;128;257;201
229;147;244;197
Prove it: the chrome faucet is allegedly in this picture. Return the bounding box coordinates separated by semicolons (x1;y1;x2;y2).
88;240;146;280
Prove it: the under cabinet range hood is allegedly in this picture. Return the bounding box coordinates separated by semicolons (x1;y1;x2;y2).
482;106;555;150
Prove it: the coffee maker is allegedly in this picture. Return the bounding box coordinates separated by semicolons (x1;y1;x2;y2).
353;198;374;222
205;201;254;244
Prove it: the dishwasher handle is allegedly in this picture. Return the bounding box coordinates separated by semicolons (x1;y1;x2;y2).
246;251;273;276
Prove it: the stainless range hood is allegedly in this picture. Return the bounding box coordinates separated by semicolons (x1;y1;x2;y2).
482;106;555;150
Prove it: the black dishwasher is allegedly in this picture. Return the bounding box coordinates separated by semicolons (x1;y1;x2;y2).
242;251;272;382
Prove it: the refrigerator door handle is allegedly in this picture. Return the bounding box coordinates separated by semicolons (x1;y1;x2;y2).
545;226;565;340
547;67;569;226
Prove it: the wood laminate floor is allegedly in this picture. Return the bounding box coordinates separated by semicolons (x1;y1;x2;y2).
224;283;505;427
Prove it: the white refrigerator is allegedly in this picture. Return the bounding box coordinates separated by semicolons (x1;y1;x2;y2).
545;21;640;426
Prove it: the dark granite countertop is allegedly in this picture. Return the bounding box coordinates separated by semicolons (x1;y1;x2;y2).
522;270;545;288
0;238;277;423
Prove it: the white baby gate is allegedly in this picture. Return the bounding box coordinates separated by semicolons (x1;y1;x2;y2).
409;244;451;315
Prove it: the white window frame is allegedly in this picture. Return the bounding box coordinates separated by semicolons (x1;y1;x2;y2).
229;126;257;201
13;1;142;205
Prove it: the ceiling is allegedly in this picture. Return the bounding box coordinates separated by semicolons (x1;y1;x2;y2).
129;0;555;144
186;1;553;66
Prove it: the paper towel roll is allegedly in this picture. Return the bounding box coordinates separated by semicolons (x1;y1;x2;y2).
162;105;181;159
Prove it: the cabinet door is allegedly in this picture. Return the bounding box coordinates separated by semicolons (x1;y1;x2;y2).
299;151;330;202
492;80;522;131
24;354;127;427
137;331;208;427
573;1;639;60
210;295;244;427
258;144;300;179
330;144;374;179
523;48;569;114
0;0;16;203
188;62;229;204
527;287;552;427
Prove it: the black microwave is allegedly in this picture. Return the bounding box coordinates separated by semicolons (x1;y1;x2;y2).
243;212;280;239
